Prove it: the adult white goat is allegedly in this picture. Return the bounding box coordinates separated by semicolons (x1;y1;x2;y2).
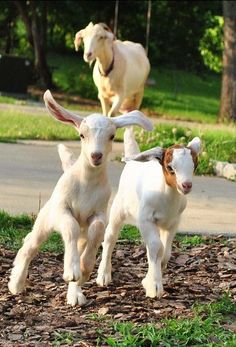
8;91;153;306
74;22;150;116
97;129;201;298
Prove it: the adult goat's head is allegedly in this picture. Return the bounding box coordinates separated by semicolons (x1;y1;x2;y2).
44;90;153;168
74;22;115;64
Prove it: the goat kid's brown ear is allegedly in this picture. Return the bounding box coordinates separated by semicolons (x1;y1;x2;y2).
123;147;165;163
74;29;84;51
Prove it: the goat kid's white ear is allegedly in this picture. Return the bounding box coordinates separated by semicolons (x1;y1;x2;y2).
74;29;84;51
112;110;153;131
44;90;83;128
187;137;201;154
124;147;164;163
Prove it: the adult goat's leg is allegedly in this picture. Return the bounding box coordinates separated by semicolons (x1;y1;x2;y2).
8;204;52;294
108;94;124;117
139;217;164;298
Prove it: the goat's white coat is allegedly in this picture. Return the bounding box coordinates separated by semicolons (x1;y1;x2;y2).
8;91;153;306
97;129;201;298
75;22;150;116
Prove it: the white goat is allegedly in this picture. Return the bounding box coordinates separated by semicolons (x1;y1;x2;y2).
97;129;201;298
74;22;150;116
8;91;153;306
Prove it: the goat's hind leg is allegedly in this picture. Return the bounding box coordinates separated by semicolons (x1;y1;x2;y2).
8;206;52;294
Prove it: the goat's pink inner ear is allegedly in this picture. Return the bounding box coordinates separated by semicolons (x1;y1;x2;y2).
47;101;75;125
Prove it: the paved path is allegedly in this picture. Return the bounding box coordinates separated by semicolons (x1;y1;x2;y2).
0;141;235;236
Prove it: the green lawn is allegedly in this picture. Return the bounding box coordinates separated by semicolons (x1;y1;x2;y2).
48;52;221;123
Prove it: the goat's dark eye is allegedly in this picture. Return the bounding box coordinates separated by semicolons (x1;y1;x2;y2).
80;134;85;139
110;134;115;140
167;165;175;174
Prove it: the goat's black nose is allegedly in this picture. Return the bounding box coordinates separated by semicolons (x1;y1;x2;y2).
86;52;92;58
91;152;103;161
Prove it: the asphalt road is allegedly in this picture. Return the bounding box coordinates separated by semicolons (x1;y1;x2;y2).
0;141;235;236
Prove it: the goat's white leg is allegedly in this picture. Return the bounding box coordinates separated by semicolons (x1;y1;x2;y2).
99;94;110;116
67;216;106;306
80;215;105;284
8;205;52;294
160;228;176;270
108;94;124;117
139;218;164;298
57;213;81;283
123;127;140;157
96;202;123;286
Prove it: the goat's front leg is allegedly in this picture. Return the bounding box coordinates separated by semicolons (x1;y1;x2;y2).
108;93;124;117
66;214;105;306
96;200;123;286
139;216;164;298
99;94;110;116
56;213;81;283
8;204;52;294
160;226;177;270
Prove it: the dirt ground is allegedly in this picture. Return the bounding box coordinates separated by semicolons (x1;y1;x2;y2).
0;237;235;346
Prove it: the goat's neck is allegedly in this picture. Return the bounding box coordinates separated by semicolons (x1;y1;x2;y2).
96;43;114;75
75;155;108;183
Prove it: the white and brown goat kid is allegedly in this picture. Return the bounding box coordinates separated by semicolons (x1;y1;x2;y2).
8;91;153;306
97;129;201;298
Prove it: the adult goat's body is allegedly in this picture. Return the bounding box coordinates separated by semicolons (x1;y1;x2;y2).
97;129;201;298
75;22;150;116
8;91;153;306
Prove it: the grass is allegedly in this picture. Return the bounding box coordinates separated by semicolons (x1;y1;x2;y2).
98;294;236;347
0;210;214;253
47;52;222;123
0;108;235;175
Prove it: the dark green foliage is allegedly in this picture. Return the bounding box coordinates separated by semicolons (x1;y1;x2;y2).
0;1;222;72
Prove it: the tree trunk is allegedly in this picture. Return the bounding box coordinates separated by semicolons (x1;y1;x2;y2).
218;1;236;122
14;0;53;89
31;2;53;88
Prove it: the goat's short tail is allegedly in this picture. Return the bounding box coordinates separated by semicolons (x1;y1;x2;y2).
123;126;140;158
58;144;76;172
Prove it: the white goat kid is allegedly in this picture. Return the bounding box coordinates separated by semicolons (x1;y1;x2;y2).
74;22;150;116
97;129;201;298
8;91;153;306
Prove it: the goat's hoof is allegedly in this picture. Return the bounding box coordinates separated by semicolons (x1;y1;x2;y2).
96;271;112;287
8;279;25;295
66;282;87;306
142;277;163;298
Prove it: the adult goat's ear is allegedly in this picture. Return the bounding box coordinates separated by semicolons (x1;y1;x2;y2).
44;90;83;128
123;147;165;163
112;110;153;131
187;137;201;155
74;29;84;51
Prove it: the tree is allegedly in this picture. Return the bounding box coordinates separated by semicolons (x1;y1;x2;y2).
14;0;53;88
218;1;236;122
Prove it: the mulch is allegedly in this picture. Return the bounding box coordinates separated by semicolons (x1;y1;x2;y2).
0;236;235;346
